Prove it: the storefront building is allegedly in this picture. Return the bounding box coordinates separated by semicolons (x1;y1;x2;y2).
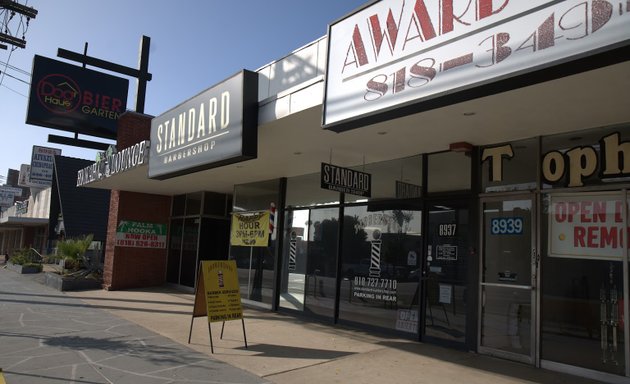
80;1;630;382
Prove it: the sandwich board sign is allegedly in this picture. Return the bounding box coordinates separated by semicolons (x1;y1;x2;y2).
188;260;247;353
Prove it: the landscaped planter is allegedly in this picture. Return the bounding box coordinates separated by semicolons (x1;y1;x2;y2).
6;262;42;274
44;272;102;291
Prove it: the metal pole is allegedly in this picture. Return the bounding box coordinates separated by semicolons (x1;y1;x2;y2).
82;42;88;68
135;35;150;113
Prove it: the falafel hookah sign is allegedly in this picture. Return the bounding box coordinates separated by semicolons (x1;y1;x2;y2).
323;0;630;130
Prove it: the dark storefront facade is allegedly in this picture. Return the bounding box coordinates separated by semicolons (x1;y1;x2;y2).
79;1;630;382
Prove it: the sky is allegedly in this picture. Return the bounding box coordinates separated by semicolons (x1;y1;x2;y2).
0;0;368;182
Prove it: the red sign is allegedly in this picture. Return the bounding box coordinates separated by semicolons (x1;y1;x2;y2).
324;0;630;130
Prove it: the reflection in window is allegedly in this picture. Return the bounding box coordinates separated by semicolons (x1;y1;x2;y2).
338;205;422;333
541;193;626;375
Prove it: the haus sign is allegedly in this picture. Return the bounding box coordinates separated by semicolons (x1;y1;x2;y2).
26;55;129;139
321;163;372;197
323;0;630;130
148;70;258;180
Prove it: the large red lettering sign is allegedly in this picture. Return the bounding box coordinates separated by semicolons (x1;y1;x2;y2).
324;0;630;129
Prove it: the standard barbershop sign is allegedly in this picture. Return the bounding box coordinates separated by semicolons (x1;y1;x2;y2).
323;0;630;129
321;163;372;197
148;70;258;180
76;140;149;187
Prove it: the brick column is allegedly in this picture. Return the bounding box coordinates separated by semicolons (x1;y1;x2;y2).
103;112;172;290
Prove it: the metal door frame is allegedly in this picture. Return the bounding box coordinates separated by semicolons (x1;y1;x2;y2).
478;193;539;365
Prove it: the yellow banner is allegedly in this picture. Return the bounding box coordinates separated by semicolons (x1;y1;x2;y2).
230;211;270;247
201;260;243;323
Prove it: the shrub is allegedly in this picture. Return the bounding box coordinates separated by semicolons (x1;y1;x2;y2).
56;234;94;273
9;248;41;265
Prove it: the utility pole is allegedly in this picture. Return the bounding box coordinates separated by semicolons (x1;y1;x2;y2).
0;0;38;50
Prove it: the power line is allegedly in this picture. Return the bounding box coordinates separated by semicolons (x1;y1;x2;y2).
0;59;30;76
0;69;29;84
0;82;27;97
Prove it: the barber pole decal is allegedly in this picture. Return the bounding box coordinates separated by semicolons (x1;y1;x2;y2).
369;229;382;278
289;231;297;271
269;202;276;240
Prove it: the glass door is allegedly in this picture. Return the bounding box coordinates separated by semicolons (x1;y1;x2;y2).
280;207;339;320
424;201;472;345
479;196;537;363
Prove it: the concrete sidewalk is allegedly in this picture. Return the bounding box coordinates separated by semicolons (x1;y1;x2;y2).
54;280;604;383
0;267;267;384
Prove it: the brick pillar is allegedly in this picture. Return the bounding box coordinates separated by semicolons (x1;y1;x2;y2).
103;112;172;290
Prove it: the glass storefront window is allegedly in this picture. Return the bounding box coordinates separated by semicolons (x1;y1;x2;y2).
203;192;229;216
541;192;626;375
279;207;339;319
185;192;203;216
167;218;183;284
338;204;422;333
231;244;275;306
172;195;185;216
428;151;470;193
345;155;422;203
231;179;281;307
180;217;200;287
425;202;471;344
481;138;538;193
286;173;340;207
233;179;281;212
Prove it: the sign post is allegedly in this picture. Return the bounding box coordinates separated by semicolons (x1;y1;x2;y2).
188;260;246;353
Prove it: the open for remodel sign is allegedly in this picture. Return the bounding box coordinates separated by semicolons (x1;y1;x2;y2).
115;220;167;249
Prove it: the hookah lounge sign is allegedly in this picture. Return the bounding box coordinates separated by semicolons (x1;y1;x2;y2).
323;0;630;130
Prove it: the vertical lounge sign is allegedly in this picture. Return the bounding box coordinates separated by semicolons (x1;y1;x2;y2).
323;0;630;130
26;55;129;139
148;70;258;180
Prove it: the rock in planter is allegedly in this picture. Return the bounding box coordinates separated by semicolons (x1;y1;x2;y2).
6;262;42;274
44;272;102;291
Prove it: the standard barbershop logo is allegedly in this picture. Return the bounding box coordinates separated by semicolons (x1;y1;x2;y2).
36;73;124;120
155;91;231;165
37;74;81;113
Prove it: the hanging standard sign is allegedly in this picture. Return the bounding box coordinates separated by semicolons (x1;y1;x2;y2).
549;193;626;260
321;163;371;197
230;212;270;247
115;220;167;249
323;0;630;130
